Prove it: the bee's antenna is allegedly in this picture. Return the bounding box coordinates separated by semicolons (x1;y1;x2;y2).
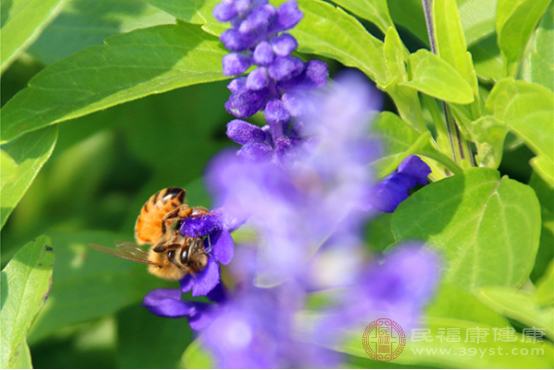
205;234;213;255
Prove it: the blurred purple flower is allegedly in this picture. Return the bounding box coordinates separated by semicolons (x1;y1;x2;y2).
370;155;432;213
214;0;329;162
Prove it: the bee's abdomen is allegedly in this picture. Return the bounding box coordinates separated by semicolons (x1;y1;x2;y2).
135;188;186;245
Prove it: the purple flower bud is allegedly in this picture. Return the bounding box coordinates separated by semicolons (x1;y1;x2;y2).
237;142;274;161
225;87;269;118
220;28;256;51
234;0;254;14
246;67;269;90
222;53;252;76
253;41;275;66
270;0;303;33
277;60;328;91
270;33;298;56
398;155;431;185
227;77;247;93
213;1;238;22
227;119;267;145
281;92;304;116
268;56;304;81
265;98;290;125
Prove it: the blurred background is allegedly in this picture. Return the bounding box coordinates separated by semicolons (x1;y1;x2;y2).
1;0;538;368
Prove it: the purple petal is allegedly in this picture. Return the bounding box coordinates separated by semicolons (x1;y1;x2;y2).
180;211;222;237
398;155;431;185
192;258;221;296
246;67;269;90
220;28;256;52
281;92;304;117
211;228;235;265
239;4;275;34
268;56;304;81
180;274;194;293
271;0;303;32
207;282;229;303
142;288;195;318
213;2;238;22
222;53;252;76
265;98;290;125
225;87;269;118
253;41;275;66
228;77;247;93
370;173;418;213
277;60;328;91
237;142;274;161
227;119;267;145
188;302;216;330
270;33;298;56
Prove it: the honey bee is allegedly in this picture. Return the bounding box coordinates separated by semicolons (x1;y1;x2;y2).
89;187;211;280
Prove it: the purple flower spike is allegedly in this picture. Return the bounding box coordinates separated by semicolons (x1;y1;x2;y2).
226;87;269;118
271;0;303;33
227;119;266;145
370;155;431;213
142;288;195;318
265;98;290;125
222;53;252;76
270;33;298;56
220;28;256;52
237;142;274;161
213;1;238;22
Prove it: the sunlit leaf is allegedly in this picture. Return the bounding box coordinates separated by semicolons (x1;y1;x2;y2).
392;168;541;289
0;0;69;73
330;0;394;34
535;260;554;306
1;235;54;369
529;2;554;91
182;339;214;369
0;22;228;144
0;126;58;229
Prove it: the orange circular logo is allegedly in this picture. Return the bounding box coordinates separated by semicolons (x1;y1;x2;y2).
362;318;406;362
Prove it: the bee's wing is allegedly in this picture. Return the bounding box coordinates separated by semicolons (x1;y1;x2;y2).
89;242;159;266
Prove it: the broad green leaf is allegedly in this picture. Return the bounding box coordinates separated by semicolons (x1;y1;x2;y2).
117;305;193;368
427;283;509;327
402;49;474;104
330;0;394;34
469;35;504;82
339;318;553;368
466;115;509;168
384;27;408;82
146;0;219;28
0;126;58;229
486;78;554;187
370;112;461;178
536;261;554;306
387;0;428;45
0;22;228;144
0;150;17;181
367;213;395;252
0;235;54;369
182;339;215;369
496;0;551;76
458;0;497;46
529;2;554;91
392;168;541;289
475;286;554;338
0;0;69;73
27;231;163;344
529;172;554;284
433;0;480;119
27;0;175;65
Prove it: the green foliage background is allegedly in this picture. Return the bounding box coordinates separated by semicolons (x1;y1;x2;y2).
1;0;553;368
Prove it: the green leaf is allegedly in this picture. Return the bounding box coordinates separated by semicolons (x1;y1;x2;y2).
387;0;428;45
339;318;553;368
475;286;554;338
529;172;554;283
496;0;551;76
458;0;498;46
370;112;461;178
27;0;176;65
535;259;554;307
469;35;504;82
0;0;69;73
1;235;54;369
466;115;509;168
529;2;554;91
402;49;474;104
182;339;214;369
146;0;219;28
0;22;228;144
330;0;394;34
0;126;58;229
433;0;479;98
0;149;17;181
117;305;193;368
486;78;554;187
27;231;163;344
392;168;541;289
384;27;408;82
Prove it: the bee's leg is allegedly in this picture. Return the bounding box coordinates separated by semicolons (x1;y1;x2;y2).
162;205;192;234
